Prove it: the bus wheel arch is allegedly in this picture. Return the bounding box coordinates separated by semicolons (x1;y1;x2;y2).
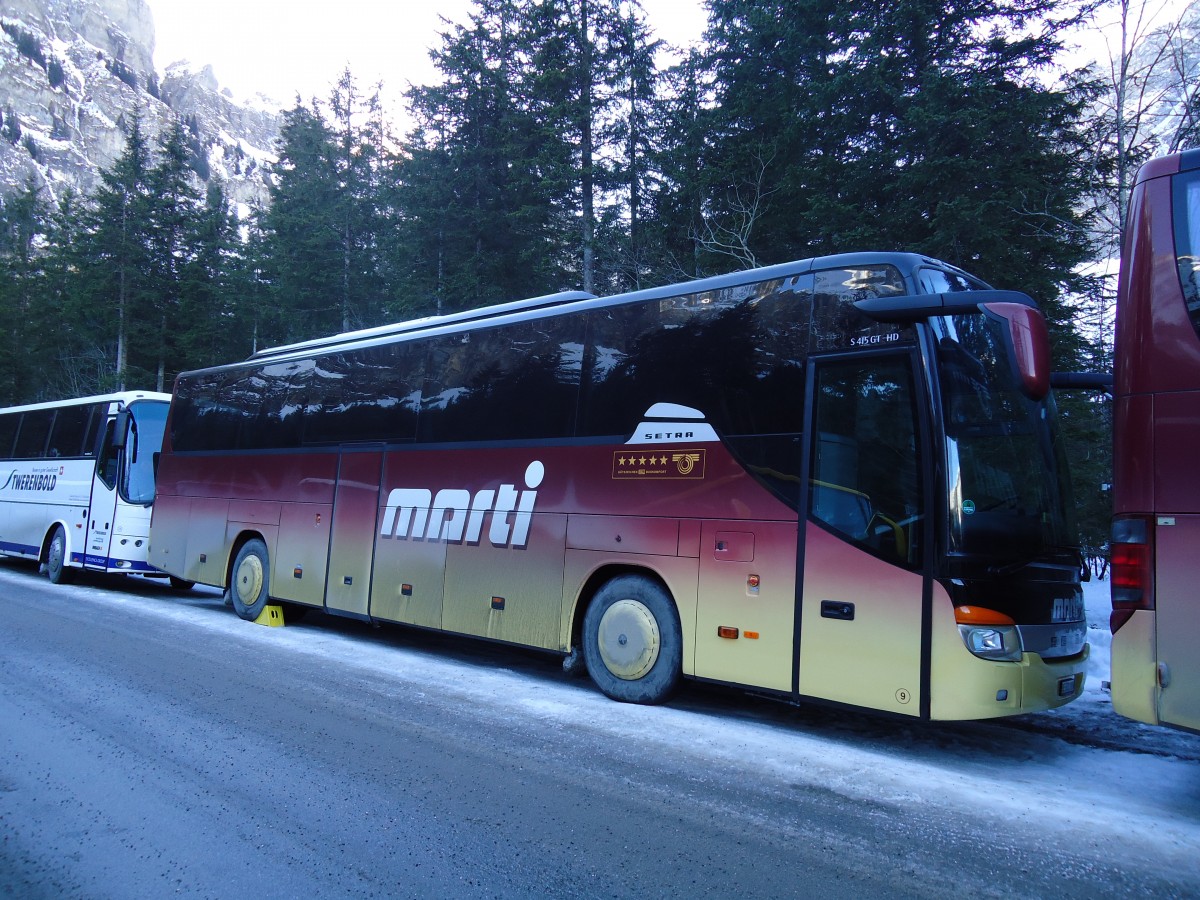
580;569;682;705
42;523;74;584
227;534;271;621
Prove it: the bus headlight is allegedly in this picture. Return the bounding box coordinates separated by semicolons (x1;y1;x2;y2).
958;624;1022;661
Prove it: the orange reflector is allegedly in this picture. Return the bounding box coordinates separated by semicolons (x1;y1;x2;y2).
491;596;506;610
747;574;761;588
401;583;413;596
954;605;1016;626
717;626;739;640
744;631;760;640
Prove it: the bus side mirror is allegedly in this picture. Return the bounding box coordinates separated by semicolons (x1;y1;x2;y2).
982;302;1050;401
111;410;130;450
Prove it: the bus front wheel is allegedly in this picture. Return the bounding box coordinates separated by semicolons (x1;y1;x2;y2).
45;525;73;585
583;575;682;704
229;538;271;621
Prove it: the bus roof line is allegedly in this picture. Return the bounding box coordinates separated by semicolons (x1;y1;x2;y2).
252;251;954;364
251;290;598;360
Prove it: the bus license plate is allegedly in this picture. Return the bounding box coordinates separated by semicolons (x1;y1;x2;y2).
1052;596;1084;623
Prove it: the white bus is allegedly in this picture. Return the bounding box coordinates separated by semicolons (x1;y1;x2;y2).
0;391;172;583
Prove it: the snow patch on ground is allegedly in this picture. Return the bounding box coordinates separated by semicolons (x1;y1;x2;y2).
5;562;1199;882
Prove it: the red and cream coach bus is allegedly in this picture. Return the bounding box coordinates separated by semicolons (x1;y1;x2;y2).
149;252;1088;719
1110;148;1200;734
0;391;172;582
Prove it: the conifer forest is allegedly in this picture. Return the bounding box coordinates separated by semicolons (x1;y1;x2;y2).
1;0;1198;561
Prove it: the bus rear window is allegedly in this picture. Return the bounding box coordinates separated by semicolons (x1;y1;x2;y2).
1174;170;1200;339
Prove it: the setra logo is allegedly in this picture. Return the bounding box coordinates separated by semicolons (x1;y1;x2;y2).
379;461;544;548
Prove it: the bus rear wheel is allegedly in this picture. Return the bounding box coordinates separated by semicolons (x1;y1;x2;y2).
45;525;73;585
583;574;682;704
229;538;271;621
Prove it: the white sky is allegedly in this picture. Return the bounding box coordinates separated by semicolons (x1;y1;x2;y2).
148;0;709;121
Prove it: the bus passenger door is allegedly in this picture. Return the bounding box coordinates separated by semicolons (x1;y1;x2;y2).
86;415;122;570
324;447;383;617
797;355;927;717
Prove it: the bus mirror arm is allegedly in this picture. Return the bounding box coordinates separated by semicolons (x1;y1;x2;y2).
853;290;1038;322
1050;372;1114;394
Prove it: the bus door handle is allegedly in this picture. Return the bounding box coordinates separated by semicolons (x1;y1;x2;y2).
821;600;855;621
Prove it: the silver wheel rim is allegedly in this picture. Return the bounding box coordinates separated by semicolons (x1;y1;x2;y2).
234;553;264;608
597;598;660;681
49;532;64;572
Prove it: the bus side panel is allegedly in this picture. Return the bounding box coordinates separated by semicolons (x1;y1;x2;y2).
1111;609;1160;725
274;501;333;607
370;536;447;630
1113;394;1155;516
1155;515;1200;731
563;550;700;676
694;520;796;692
797;522;923;716
1;465;85;562
148;493;190;578
1155;391;1200;513
191;498;233;586
1123;170;1200;397
443;514;568;650
324;451;383;617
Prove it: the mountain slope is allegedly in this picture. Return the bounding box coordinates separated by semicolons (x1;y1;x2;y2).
0;0;279;214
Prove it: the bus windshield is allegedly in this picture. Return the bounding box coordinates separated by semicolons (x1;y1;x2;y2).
935;314;1077;562
124;401;168;505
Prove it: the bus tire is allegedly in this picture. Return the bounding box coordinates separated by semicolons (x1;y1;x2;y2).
229;538;271;621
583;574;682;704
46;525;73;585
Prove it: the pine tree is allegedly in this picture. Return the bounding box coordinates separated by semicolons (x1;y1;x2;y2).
0;177;48;402
145;119;204;390
259;101;345;341
400;0;572;309
74;114;156;390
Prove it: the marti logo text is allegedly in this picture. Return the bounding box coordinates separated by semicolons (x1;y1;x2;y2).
379;461;544;548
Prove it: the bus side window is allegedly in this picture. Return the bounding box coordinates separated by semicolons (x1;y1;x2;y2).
13;409;53;458
46;404;93;458
96;420;119;489
0;413;18;457
1174;171;1200;333
808;357;924;568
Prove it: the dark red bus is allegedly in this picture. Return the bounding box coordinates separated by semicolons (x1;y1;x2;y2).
1110;149;1200;733
149;252;1088;719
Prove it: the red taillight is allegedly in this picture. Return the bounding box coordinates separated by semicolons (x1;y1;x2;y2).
1110;516;1153;634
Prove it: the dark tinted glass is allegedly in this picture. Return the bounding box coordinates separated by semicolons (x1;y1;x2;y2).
239;360;309;449
809;356;924;568
418;316;583;443
810;265;909;353
306;343;422;445
13;410;53;458
579;275;813;439
46;403;96;458
0;413;18;457
1174;170;1200;338
172;373;245;452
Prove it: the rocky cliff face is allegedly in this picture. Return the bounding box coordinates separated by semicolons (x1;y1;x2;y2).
0;0;279;214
